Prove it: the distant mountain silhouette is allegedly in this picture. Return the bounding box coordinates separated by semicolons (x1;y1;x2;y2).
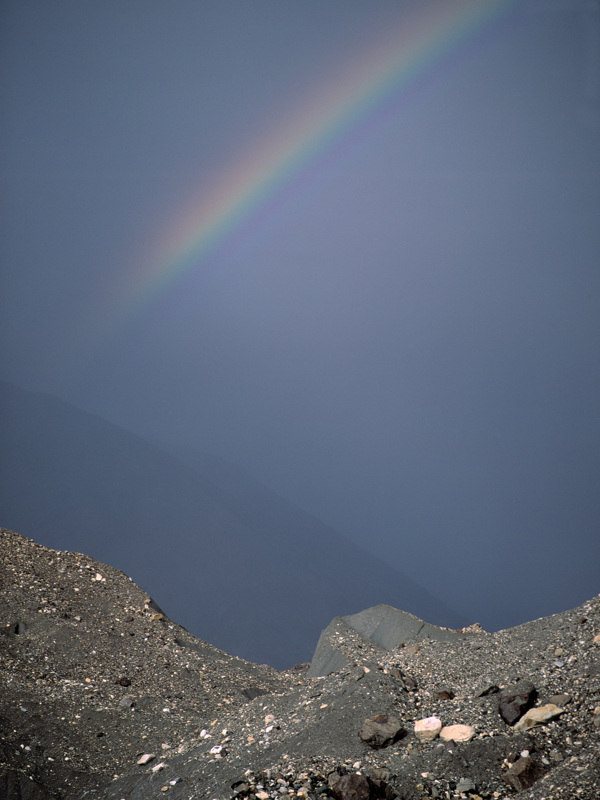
0;380;467;668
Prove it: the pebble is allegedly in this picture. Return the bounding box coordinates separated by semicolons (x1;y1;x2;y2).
456;777;476;793
548;694;570;706
136;753;155;765
118;695;135;709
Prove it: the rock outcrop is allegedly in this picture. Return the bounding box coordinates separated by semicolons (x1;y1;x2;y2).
1;527;599;800
307;605;483;678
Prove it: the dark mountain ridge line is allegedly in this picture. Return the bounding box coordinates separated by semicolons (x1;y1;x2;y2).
1;527;599;800
0;380;467;669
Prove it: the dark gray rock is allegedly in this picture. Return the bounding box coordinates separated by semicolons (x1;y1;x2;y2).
359;714;406;749
498;680;536;725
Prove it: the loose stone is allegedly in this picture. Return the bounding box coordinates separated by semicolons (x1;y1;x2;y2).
359;713;406;748
513;703;564;731
498;680;536;725
503;756;542;791
414;716;442;742
439;724;475;742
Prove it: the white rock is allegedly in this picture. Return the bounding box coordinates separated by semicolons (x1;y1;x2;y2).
440;724;475;742
137;753;155;765
514;704;564;731
414;716;442;742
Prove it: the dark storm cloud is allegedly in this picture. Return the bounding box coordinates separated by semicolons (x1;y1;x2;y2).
1;0;599;631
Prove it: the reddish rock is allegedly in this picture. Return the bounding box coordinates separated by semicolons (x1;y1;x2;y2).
503;756;544;791
328;771;395;800
328;772;372;800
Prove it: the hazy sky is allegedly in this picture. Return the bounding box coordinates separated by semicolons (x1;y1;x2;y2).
2;0;600;630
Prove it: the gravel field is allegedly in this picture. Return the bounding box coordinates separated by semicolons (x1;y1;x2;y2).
1;527;598;800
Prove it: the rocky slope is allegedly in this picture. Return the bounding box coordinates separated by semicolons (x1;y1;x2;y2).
1;527;599;800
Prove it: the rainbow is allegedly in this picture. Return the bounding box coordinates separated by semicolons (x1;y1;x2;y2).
105;0;518;331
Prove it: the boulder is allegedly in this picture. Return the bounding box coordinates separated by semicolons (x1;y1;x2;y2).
498;680;536;725
439;724;475;742
328;772;372;800
503;756;544;791
513;703;564;731
328;771;395;800
359;714;406;748
414;716;442;742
